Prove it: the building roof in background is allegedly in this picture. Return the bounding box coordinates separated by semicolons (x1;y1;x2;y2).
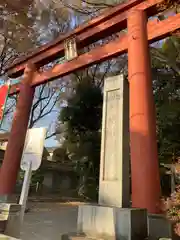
45;147;57;153
0;132;9;142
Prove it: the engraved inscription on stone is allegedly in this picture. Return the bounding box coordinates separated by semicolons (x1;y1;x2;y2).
106;89;121;101
103;89;120;181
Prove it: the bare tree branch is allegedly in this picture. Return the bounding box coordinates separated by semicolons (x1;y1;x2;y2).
82;0;115;8
45;131;58;140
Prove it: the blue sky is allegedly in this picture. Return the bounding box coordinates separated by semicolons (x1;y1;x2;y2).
0;78;60;148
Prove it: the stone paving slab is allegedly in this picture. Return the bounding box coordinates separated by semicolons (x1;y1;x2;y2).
0;234;19;240
21;204;78;240
61;233;96;240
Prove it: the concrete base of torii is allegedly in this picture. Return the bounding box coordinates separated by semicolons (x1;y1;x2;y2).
62;204;178;240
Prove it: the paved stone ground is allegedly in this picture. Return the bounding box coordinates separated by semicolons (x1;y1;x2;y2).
21;203;79;240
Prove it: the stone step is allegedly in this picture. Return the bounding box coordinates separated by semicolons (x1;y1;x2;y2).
61;233;112;240
62;234;90;240
0;220;6;234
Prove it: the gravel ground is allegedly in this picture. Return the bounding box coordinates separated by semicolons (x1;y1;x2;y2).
21;203;79;240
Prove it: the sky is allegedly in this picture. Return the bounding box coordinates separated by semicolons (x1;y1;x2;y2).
34;109;59;147
0;77;60;148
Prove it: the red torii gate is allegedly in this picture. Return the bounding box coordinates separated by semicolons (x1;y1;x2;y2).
0;0;179;213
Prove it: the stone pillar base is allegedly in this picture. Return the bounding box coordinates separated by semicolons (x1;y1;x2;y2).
77;204;147;240
62;233;94;240
0;203;21;239
62;205;179;240
148;214;179;240
0;195;17;204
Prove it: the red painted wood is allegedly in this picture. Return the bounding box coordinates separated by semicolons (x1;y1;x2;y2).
9;13;180;95
0;84;9;120
6;0;164;77
0;64;36;194
30;14;180;87
128;9;161;213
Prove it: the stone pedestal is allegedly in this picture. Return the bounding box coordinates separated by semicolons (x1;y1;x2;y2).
148;214;179;240
0;204;21;239
0;196;17;204
77;204;147;240
99;75;130;208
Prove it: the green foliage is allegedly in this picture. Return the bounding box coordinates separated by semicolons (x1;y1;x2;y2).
151;37;180;164
58;76;103;199
60;80;103;133
18;168;44;188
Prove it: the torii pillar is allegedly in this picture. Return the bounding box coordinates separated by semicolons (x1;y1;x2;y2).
128;10;161;213
0;63;36;200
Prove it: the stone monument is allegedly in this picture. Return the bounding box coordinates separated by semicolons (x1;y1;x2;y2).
99;74;130;207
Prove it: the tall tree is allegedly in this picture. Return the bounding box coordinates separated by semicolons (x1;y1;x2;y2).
151;36;180;164
57;75;102;199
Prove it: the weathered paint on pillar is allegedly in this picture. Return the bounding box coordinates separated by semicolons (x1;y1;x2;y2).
0;63;36;195
127;10;161;213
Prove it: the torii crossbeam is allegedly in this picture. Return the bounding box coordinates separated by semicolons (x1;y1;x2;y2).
0;0;179;213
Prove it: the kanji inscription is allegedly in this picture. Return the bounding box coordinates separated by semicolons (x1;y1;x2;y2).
103;89;121;181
